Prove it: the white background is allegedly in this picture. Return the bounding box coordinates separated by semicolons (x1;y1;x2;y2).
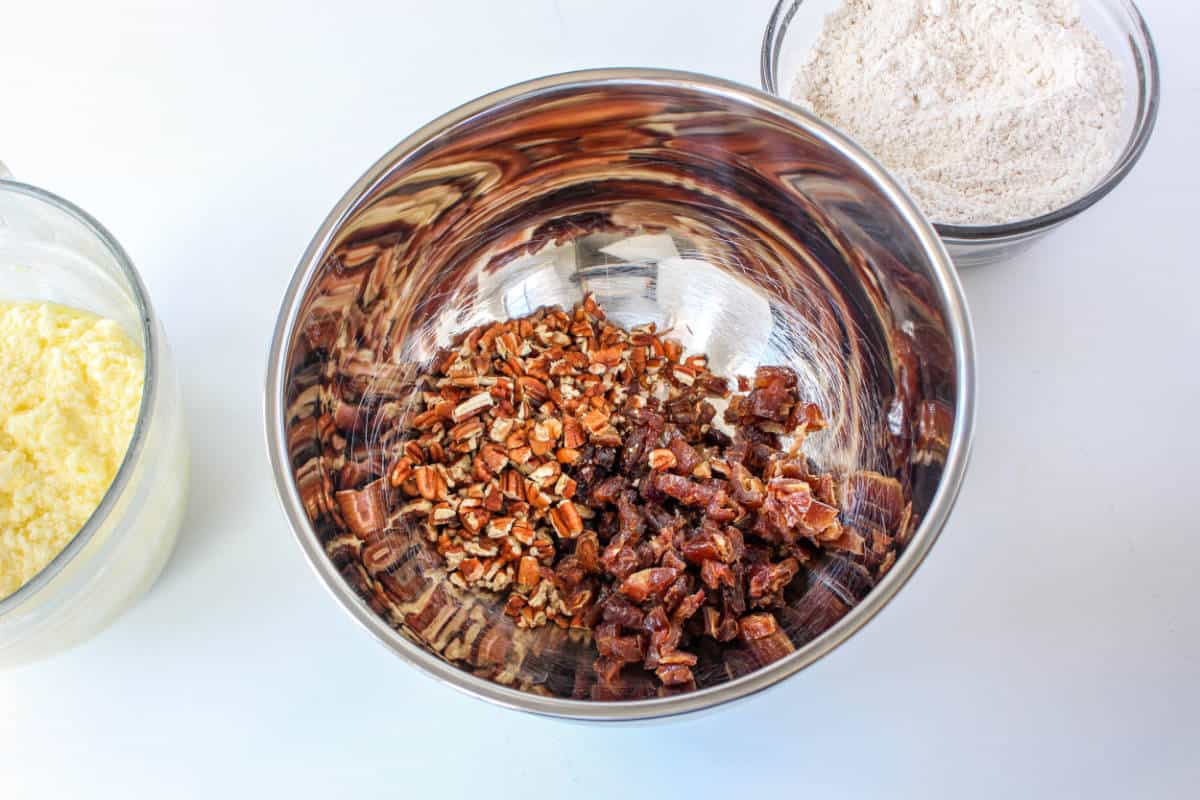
2;1;1198;797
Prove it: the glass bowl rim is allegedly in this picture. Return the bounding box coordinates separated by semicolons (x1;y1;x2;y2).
760;0;1162;240
0;178;159;618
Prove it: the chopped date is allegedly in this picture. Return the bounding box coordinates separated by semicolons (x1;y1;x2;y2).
661;575;691;611
738;612;780;640
763;478;814;536
575;531;601;572
700;559;736;589
747;558;801;604
618;567;679;602
654;472;717;506
602;544;642;581
591;475;625;505
660;548;688;573
601;595;645;628
655;664;695;687
666;432;704;475
746;378;793;422
681;526;737;564
753;366;798;389
672;589;707;623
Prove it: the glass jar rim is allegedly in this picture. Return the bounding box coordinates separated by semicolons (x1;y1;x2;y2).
0;178;159;616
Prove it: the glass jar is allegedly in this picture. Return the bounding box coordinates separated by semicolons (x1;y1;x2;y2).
0;165;189;666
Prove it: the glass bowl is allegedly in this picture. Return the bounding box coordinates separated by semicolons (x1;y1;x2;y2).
762;0;1161;268
266;69;975;721
0;172;189;666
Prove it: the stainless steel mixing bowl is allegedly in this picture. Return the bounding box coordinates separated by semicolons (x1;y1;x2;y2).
265;69;975;721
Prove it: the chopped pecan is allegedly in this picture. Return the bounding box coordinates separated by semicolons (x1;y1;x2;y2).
517;376;550;404
516;556;541;589
562;417;588;449
477;442;509;474
548;501;584;538
388;456;415;488
448;418;484;441
452;392;493;422
511;519;535;545
413;465;448;501
458;557;484;583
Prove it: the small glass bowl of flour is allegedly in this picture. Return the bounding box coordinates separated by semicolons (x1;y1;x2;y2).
762;0;1160;267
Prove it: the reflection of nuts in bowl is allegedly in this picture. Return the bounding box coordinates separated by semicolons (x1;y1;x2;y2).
266;69;975;721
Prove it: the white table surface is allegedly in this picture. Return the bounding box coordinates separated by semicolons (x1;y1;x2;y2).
2;1;1198;796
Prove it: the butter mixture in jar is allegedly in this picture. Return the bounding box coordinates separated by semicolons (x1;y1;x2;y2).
0;301;144;599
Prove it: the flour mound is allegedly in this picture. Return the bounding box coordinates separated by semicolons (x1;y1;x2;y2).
791;0;1125;226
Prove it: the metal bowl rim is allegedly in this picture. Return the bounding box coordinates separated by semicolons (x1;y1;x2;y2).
264;67;976;722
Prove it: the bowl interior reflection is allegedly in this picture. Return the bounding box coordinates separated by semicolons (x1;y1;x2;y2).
277;75;963;707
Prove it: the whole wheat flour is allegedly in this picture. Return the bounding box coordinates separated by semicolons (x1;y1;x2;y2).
791;0;1125;226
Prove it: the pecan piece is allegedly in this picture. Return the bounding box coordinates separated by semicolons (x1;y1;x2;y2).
516;556;541;589
562;417;588;449
452;392;493;422
477;442;509;474
511;519;535;545
548;501;584;539
413;465;448;501
388;456;415;487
